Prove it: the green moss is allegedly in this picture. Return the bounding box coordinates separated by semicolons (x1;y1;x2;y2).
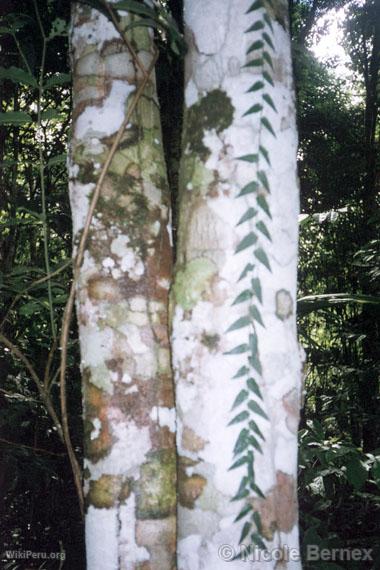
180;154;214;197
173;257;217;310
87;475;123;509
136;449;176;519
185;89;234;159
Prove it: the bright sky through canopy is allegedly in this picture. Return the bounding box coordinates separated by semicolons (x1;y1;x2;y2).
311;6;351;79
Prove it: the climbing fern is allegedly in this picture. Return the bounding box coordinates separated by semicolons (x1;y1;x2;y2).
226;0;277;551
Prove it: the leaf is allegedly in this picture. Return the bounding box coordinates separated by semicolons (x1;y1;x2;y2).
47;154;67;167
44;73;71;88
231;389;249;410
240;522;252;543
249;305;264;327
250;532;266;549
263;50;274;69
225;343;249;355
247;39;264;54
249;333;258;355
262;70;274;86
248;434;263;453
346;457;367;490
124;18;159;32
262;93;277;112
229;455;248;470
232;289;252;305
238;153;259;162
261;116;276;137
237;208;258;226
263;12;274;32
257;170;270;192
235;232;258;253
249;353;262;374
257;195;272;218
237;181;259;197
251;278;262;303
256;220;271;241
233;365;250;379
238;263;255;281
259;144;271;165
248;399;268;420
250;481;265;498
245;58;264;68
48;17;68;39
227;316;251;333
262;31;274;50
246;0;263;12
252;511;262;533
41;109;63;121
114;0;156;18
254;247;271;271
247;80;264;93
243;104;263;117
246;20;265;33
234;430;249;456
249;418;265;440
0;66;37;87
19;301;43;316
234;504;253;522
229;411;250;426
247;377;263;399
0;111;32;125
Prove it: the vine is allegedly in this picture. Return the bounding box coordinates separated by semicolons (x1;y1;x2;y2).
226;0;277;553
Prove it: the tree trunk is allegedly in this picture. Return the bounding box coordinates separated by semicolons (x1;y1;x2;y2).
69;4;176;569
171;1;302;568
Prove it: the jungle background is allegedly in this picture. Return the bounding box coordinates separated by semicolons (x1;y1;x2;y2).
0;0;379;568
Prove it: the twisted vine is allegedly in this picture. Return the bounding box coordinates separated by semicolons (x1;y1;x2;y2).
226;0;277;552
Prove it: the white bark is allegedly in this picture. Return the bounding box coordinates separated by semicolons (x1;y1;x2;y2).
69;4;176;569
172;1;302;568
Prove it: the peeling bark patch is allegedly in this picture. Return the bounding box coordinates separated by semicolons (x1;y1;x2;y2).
251;471;297;538
87;275;121;302
136;517;176;569
173;257;217;310
136;450;176;519
283;388;300;435
275;289;293;320
87;474;123;508
179;473;207;509
181;427;207;453
84;381;114;462
185;89;234;159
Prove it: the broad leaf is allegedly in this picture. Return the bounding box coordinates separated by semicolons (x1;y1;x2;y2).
0;111;32;125
248;399;268;420
254;247;271;271
256;220;271;240
235;232;258;253
0;66;37;87
237;208;258;226
237;181;259;197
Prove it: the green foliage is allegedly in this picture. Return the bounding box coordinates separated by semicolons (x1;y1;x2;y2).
0;0;84;564
226;0;279;547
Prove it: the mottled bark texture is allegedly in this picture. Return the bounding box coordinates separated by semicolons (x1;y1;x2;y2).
69;4;175;569
171;1;302;568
